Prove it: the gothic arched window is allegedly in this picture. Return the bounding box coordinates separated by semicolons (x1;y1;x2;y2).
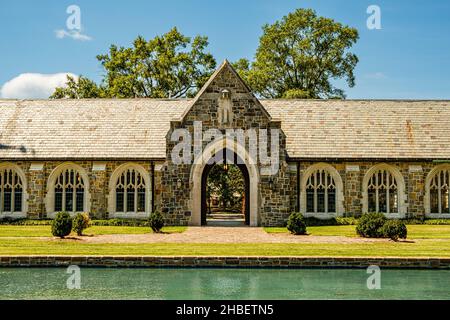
115;168;146;213
305;170;337;214
0;167;24;213
428;169;450;214
45;163;90;217
108;164;151;217
54;169;86;213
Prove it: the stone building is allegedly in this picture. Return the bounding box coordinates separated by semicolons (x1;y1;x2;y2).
1;61;450;226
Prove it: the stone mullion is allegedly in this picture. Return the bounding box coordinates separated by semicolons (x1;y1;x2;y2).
134;172;138;213
62;172;66;212
386;172;390;214
447;171;450;214
72;173;76;213
0;171;3;213
324;173;328;214
11;172;15;213
313;172;317;213
438;173;442;214
124;172;128;213
375;173;379;213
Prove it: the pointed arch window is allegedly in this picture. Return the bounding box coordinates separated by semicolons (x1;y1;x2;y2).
45;163;90;217
0;168;23;213
305;170;336;214
114;168;147;214
429;169;450;214
367;169;398;214
54;169;86;213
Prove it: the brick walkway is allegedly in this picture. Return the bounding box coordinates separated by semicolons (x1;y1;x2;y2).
59;226;389;244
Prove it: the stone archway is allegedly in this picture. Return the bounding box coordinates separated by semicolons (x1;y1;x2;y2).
190;137;259;226
200;151;250;226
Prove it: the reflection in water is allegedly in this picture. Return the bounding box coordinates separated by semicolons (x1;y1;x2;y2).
0;268;449;300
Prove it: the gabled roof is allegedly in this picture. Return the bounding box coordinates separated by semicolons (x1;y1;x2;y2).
1;98;450;160
177;60;272;122
263;99;450;160
0;99;189;160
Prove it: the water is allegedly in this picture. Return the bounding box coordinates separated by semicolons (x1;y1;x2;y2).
0;268;448;300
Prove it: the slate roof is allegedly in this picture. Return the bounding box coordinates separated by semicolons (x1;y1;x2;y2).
263;99;450;160
0;99;189;160
1;99;450;160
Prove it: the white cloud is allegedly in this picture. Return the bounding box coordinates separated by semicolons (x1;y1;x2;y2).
55;29;93;41
0;73;78;99
365;72;387;80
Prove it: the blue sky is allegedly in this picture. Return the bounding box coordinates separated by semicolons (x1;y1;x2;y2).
0;0;449;99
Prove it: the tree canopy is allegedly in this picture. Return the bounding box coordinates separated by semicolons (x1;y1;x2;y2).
51;27;216;99
207;164;245;213
52;9;359;100
233;8;359;99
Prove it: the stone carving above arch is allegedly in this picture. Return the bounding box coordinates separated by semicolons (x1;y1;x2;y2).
218;89;233;125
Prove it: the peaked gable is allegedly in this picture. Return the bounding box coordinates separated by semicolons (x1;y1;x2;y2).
177;60;272;123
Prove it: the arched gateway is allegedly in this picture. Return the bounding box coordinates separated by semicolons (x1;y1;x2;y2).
190;138;260;226
159;60;291;227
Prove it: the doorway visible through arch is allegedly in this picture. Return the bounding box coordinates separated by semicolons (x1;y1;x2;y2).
200;149;250;226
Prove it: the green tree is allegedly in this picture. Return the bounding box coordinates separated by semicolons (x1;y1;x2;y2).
207;164;244;212
50;75;105;99
234;8;359;99
52;27;216;99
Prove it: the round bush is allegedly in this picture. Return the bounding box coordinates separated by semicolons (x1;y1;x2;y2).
287;212;307;235
380;220;407;241
356;213;387;238
149;211;165;233
72;213;91;236
51;212;73;238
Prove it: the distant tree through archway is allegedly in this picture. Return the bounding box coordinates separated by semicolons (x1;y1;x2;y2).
201;149;249;226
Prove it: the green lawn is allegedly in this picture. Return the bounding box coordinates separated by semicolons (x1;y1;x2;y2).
0;238;448;257
0;224;448;257
0;225;186;237
265;225;450;239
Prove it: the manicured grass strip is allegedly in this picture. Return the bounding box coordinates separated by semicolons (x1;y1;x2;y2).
0;226;186;237
0;239;449;257
402;225;450;239
264;225;450;239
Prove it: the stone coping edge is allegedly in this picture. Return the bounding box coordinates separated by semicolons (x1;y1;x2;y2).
0;256;449;269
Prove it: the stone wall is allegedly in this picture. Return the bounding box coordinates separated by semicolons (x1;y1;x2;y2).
0;161;153;219
298;161;439;218
1;255;449;269
159;63;292;226
0;159;447;224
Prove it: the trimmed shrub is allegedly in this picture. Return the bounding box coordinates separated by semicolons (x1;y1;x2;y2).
356;213;387;238
51;212;72;238
90;219;148;227
0;218;53;225
336;217;359;225
381;220;407;241
423;219;450;225
72;213;91;236
304;217;338;226
149;211;165;233
287;212;307;235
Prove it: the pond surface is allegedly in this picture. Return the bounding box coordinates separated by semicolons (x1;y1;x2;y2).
0;268;449;300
